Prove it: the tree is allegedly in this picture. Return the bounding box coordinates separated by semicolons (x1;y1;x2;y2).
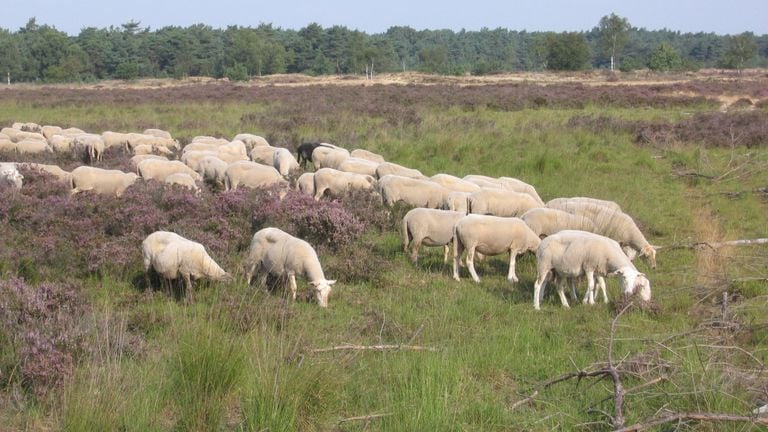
722;32;757;71
544;32;591;71
597;13;630;71
648;42;682;71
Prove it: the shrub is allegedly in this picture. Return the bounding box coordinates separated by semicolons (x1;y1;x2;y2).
225;63;250;82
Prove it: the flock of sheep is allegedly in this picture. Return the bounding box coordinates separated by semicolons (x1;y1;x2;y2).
0;121;656;309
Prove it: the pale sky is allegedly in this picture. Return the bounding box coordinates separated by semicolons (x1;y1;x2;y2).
3;0;766;35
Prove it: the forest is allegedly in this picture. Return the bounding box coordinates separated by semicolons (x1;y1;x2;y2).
0;14;767;83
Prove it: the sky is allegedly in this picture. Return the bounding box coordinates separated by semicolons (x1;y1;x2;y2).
3;0;767;35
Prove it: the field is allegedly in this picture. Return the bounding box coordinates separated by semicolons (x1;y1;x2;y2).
1;71;767;431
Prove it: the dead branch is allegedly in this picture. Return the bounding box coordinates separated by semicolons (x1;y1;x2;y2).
614;412;768;432
659;238;768;251
731;277;768;284
607;303;633;429
338;412;392;424
307;344;437;353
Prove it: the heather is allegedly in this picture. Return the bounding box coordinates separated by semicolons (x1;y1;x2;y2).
0;77;767;431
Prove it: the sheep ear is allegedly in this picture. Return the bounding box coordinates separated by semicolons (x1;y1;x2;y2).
637;272;646;278
327;280;336;285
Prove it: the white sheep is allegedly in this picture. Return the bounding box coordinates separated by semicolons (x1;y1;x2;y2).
375;162;426;180
138;159;203;183
10;131;46;143
41;125;63;140
296;172;315;196
101;131;131;149
0;138;16;153
0;162;23;189
244;227;336;307
520;207;597;237
402;208;466;264
70;166;139;196
350;148;386;164
272;147;300;176
15;139;52;154
48;134;75;153
312;167;377;200
142;231;232;302
73;134;105;162
232;133;269;150
224;161;287;191
467;188;543;217
311;146;350;170
181;150;219;173
59;127;86;137
131;135;180;153
547;197;622;213
164;172;201;194
442;191;470;214
24;163;72;184
497;177;545;205
249;146;280;165
452;214;541;283
378;174;450;208
143;128;173;140
130;154;169;172
198;155;228;187
430;173;481;193
532;230;651;310
190;136;230;146
337;157;379;177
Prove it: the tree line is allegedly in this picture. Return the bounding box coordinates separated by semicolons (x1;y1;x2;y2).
0;15;766;83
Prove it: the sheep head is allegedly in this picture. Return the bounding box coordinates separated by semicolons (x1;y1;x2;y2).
615;267;651;301
642;245;657;269
310;279;336;308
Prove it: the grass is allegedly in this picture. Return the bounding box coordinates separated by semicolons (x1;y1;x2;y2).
1;80;767;431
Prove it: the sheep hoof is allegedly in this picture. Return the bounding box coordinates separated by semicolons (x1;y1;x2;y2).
507;276;518;283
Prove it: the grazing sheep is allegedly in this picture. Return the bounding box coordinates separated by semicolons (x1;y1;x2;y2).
134;144;173;156
350;148;386;164
130;154;168;171
442;191;470;214
131;135;180;152
70;166;139;196
375;162;426;180
430;173;481;193
59;127;86;137
73;134;106;162
198;155;228;187
452;214;541;283
10;131;46;143
181;150;219;173
24;163;72;184
138;159;203;183
552;202;656;268
0;162;23;189
296;142;328;169
19;122;41;133
49;134;76;153
497;177;545;205
232;133;269;150
142;231;232;302
547;197;622;213
0;138;16;153
15;139;52;154
217;140;248;158
244;227;336;307
143;128;173;140
313;168;377;200
468;188;543;217
41;125;63;140
337;157;379;177
183;142;220;154
520;207;597;237
249;146;280;165
224;161;287;191
101;131;131;149
311;146;350;170
402;208;465;264
272;147;300;176
296;172;315;196
378;174;450;208
532;230;651;310
163;172;200;194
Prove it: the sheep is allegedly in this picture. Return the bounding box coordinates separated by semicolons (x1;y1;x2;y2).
181;150;218;173
442;191;470;214
452;214;541;283
547;197;622;213
15;139;52;154
198;155;228;187
552;202;656;268
142;231;232;302
430;173;481;193
311;146;350;170
24;163;72;184
217;140;248;159
134;144;173;156
41;125;63;140
163;172;201;194
244;227;336;307
19;122;41;133
101;131;131;149
296;172;315;196
402;208;466;265
183;142;220;154
375;162;426;180
520;207;597;237
70;166;139;196
0;128;22;141
378;174;450;209
138;159;203;183
49;134;75;152
10;131;46;143
0;162;23;189
467;188;543;217
232;133;269;150
296;142;329;168
337;157;379;177
73;134;105;162
464;175;544;205
350;148;386;164
130;154;168;171
532;230;651;310
190;136;230;146
0;138;16;153
143;128;173;140
131;135;180;152
224;161;288;191
59;127;86;137
250;146;280;165
272;147;300;176
312;168;377;200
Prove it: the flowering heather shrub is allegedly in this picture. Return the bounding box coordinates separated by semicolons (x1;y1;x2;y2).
252;190;366;252
0;277;88;399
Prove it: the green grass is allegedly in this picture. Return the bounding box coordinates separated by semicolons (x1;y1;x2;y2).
1;87;767;431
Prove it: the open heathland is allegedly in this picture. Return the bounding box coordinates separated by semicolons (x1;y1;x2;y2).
1;71;767;431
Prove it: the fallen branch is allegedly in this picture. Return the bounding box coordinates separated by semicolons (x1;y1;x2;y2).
338;412;392;424
615;412;768;432
659;238;768;251
730;277;768;284
308;344;437;353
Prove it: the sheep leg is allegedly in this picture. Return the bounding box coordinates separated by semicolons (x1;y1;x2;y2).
556;276;570;308
582;271;596;305
245;262;256;285
506;249;518;283
410;239;421;265
467;247;481;283
597;276;608;304
452;232;464;281
568;277;577;301
443;245;450;264
289;274;298;301
183;273;194;304
533;271;552;310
